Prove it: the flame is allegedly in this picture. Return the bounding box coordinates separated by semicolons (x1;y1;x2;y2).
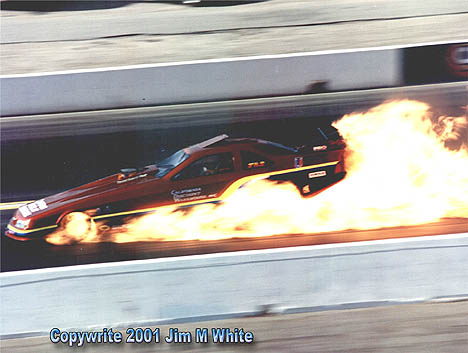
46;212;98;245
46;100;468;244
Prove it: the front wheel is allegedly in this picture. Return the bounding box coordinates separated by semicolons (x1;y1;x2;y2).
58;212;97;244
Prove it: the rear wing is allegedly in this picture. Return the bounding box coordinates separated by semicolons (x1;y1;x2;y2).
317;126;341;141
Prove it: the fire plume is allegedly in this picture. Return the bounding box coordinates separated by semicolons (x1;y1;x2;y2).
46;100;468;245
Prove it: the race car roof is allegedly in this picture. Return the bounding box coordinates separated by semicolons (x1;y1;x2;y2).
186;134;293;154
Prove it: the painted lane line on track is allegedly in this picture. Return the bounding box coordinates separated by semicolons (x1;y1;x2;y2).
1;232;467;278
0;201;32;211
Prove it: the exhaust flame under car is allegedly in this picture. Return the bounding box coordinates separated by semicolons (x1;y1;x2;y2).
45;100;468;245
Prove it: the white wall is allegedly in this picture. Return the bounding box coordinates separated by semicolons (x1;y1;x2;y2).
0;49;402;116
1;233;467;337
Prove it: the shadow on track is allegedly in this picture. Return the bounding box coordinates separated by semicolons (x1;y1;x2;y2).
1;1;135;12
1;0;269;12
181;0;269;7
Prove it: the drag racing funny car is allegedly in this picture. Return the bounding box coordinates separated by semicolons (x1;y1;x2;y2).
6;129;346;241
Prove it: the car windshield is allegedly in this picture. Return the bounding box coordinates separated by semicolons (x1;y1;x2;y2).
155;149;190;178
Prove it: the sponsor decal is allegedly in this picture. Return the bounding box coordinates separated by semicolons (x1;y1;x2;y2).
19;199;48;217
247;161;265;169
302;185;311;194
171;187;205;202
446;44;468;78
308;170;327;178
313;145;327;151
294;157;303;168
116;174;147;184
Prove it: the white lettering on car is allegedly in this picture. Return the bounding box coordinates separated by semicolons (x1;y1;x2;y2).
19;206;32;218
171;188;203;202
20;199;48;217
36;199;48;210
313;145;327;151
28;203;39;213
116;174;147;184
308;170;327;178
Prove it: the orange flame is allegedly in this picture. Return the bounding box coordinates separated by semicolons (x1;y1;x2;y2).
46;100;468;245
46;212;98;245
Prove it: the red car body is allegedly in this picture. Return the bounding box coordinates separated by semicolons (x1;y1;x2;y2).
6;131;345;241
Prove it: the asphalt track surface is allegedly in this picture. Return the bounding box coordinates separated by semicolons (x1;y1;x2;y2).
1;0;467;74
1;213;467;272
2;300;468;352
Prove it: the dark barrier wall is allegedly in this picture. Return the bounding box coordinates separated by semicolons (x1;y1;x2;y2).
403;42;468;85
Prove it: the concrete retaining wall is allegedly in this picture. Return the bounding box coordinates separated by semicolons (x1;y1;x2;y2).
0;48;401;116
1;233;467;337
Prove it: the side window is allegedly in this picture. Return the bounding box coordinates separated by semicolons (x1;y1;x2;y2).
173;153;234;180
241;151;272;170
